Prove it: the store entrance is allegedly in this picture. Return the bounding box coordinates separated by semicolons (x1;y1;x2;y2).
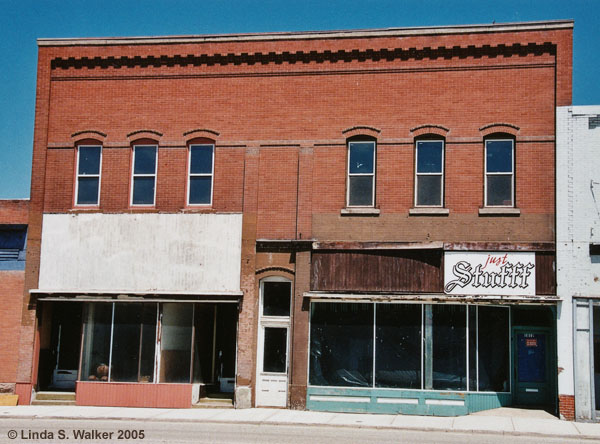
38;302;82;391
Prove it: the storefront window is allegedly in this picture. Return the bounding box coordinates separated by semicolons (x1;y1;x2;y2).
478;306;510;392
375;304;421;389
309;303;373;387
160;303;193;383
81;303;112;382
432;305;466;390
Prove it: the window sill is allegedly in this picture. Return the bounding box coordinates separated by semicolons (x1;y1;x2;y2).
340;207;381;216
478;207;521;216
409;208;449;216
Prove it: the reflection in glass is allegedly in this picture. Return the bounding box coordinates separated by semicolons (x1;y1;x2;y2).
78;146;101;175
349;142;374;173
487;175;512;206
375;304;421;388
190;145;213;174
160;303;193;383
486;140;513;173
309;303;373;387
133;146;157;174
417;141;443;173
189;177;211;204
132;177;155;205
349;176;373;206
432;305;466;390
77;177;99;205
263;327;287;373
81;303;112;381
416;175;442;206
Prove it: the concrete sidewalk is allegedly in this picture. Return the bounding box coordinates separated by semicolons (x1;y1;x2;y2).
1;405;600;440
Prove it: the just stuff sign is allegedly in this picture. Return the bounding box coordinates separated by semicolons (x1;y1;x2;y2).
444;251;536;296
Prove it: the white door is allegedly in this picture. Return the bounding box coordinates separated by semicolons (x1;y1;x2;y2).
256;278;292;407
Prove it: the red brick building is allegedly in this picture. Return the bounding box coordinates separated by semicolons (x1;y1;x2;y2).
0;200;28;397
16;20;572;416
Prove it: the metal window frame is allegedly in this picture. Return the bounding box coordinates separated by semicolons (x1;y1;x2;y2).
75;145;102;206
484;139;515;207
414;139;444;208
187;144;215;206
346;140;376;207
130;144;158;206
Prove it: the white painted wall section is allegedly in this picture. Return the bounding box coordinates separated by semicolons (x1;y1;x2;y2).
556;106;600;418
38;213;242;293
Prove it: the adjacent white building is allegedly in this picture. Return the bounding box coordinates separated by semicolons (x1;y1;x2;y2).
557;106;600;420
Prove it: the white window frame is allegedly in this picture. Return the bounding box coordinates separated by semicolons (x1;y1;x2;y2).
187;144;215;206
414;140;444;208
484;139;515;207
346;140;376;207
130;144;158;206
75;145;102;206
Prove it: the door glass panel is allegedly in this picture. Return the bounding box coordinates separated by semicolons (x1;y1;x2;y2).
517;333;546;383
160;303;193;383
263;281;291;317
263;327;287;373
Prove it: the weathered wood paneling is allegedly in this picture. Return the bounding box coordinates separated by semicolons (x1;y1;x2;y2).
311;250;442;293
75;382;192;408
536;252;556;295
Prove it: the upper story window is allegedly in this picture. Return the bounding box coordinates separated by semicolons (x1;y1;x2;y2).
188;144;214;205
131;145;157;206
347;140;376;207
415;140;444;207
485;139;514;207
0;225;27;268
76;145;102;206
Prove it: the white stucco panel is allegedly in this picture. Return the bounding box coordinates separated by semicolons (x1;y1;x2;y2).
38;213;242;293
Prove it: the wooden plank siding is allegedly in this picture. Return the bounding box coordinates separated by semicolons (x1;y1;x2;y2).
535;252;556;295
311;250;443;293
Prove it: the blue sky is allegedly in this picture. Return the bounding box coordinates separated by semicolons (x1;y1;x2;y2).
1;0;599;198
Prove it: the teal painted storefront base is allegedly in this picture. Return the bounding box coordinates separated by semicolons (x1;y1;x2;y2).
306;387;512;416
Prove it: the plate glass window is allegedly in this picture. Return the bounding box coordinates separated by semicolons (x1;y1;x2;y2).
485;140;514;206
76;145;102;205
347;141;375;207
188;144;214;205
415;140;444;206
131;145;157;205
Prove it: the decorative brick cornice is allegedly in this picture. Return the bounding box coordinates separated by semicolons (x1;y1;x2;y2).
479;122;520;137
50;42;557;71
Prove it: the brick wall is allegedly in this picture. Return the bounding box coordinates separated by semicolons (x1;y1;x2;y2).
0;271;25;385
559;394;575;421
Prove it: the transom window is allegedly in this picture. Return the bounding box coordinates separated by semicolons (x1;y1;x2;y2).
485;139;514;207
188;144;214;205
131;145;157;206
76;145;102;206
415;140;444;207
347;140;376;207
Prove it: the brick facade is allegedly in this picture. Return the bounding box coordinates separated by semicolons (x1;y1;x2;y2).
20;21;572;413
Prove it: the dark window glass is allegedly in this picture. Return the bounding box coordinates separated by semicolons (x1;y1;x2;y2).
486;175;512;206
486;140;513;173
478;307;509;392
189;177;212;204
77;177;99;205
348;176;373;206
375;304;421;389
133;146;157;175
132;177;155;205
263;281;291;317
111;304;143;382
263;327;287;373
417;141;443;173
78;146;101;175
309;303;373;387
0;228;26;250
81;303;112;381
349;142;374;173
468;306;477;391
432;305;466;390
190;145;213;174
416;175;442;206
139;304;158;382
